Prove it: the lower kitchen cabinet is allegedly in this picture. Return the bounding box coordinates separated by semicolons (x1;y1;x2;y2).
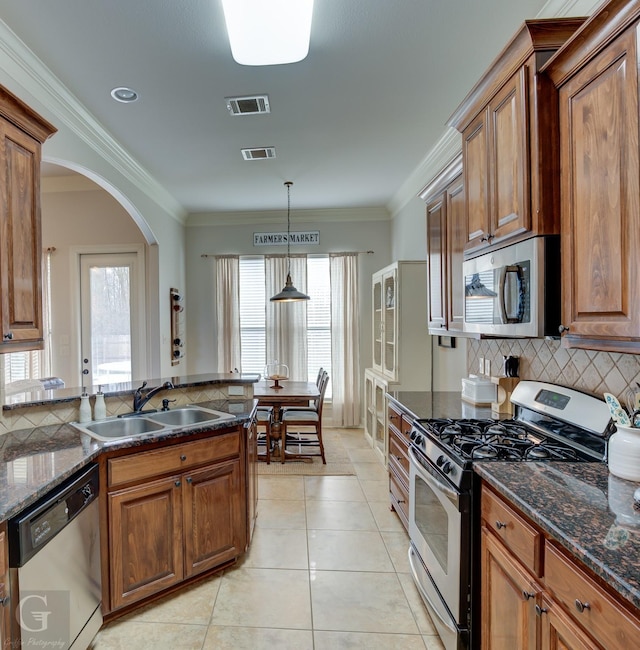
364;369;389;465
387;400;412;532
481;482;640;649
104;427;247;613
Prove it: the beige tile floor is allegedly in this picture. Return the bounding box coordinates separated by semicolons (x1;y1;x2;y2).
91;429;444;649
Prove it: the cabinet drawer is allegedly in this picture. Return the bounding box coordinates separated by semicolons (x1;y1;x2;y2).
108;430;240;488
481;488;542;576
388;431;409;481
400;414;412;436
545;542;640;649
389;469;408;522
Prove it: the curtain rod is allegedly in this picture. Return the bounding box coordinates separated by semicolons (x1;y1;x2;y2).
201;250;374;258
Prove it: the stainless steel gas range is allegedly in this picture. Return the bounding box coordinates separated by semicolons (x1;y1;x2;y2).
406;380;613;650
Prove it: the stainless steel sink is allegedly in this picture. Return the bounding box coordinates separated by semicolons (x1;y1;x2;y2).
71;406;236;442
79;417;167;441
147;407;235;427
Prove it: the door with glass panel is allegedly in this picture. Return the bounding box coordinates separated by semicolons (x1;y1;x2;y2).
79;252;145;386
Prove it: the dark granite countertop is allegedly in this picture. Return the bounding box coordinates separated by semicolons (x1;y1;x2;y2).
0;398;256;522
4;372;261;411
386;390;495;421
475;461;640;611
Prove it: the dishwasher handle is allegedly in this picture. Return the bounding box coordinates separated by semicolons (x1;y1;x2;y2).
9;463;99;567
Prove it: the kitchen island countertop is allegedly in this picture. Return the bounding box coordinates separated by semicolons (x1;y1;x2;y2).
0;398;255;522
475;461;640;611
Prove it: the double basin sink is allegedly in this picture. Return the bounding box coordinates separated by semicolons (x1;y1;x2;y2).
71;406;236;442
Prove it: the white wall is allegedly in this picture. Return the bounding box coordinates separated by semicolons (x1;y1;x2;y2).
184;212;391;381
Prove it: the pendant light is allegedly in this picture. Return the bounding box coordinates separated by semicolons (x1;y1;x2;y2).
270;181;310;302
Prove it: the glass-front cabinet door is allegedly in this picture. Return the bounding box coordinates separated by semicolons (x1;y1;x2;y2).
372;277;383;372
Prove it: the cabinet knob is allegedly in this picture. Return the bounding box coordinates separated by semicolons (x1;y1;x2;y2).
480;235;489;242
175;480;181;487
558;325;569;334
0;595;8;607
180;454;187;461
574;599;590;613
3;332;13;340
535;604;547;617
522;590;535;601
495;520;507;530
186;477;192;484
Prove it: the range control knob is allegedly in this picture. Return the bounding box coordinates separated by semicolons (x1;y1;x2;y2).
414;434;423;446
441;461;453;475
410;430;418;441
436;455;446;467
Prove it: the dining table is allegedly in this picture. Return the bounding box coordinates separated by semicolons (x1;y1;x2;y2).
253;379;321;461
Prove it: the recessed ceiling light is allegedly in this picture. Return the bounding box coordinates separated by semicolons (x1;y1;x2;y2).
111;87;139;103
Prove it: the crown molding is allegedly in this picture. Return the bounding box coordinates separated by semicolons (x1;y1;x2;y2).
0;19;186;224
187;206;390;227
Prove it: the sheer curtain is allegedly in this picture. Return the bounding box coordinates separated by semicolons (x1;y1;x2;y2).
215;256;242;373
330;253;361;426
265;255;308;381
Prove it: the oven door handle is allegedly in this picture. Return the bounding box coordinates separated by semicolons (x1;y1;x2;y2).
408;546;458;636
408;447;459;501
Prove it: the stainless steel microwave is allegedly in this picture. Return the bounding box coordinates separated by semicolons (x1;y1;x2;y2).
462;236;560;337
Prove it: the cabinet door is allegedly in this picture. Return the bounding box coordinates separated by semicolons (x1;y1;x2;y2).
382;271;397;380
0;120;43;350
559;28;640;344
447;177;465;331
246;420;258;544
540;595;602;650
183;459;246;578
426;192;447;331
372;276;383;372
108;476;183;610
463;111;491;253
481;526;539;650
488;67;530;244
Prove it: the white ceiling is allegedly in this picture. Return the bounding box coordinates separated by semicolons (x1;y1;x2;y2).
0;0;553;214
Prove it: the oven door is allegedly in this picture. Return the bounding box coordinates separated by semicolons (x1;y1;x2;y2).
408;446;466;621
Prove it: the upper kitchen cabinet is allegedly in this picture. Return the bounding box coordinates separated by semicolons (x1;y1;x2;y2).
371;261;429;385
545;0;640;353
0;86;56;353
421;155;465;334
448;19;585;257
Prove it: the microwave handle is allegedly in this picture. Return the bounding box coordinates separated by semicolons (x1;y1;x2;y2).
499;265;526;324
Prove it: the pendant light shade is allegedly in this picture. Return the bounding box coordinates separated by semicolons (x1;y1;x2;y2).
270;181;310;302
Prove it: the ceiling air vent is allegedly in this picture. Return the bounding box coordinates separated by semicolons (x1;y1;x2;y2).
226;95;270;116
241;147;276;161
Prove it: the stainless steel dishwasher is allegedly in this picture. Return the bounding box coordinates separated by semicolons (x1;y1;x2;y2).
8;463;102;649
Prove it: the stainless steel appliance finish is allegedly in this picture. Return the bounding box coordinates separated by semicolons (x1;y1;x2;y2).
462;236;560;337
9;464;102;649
407;381;612;650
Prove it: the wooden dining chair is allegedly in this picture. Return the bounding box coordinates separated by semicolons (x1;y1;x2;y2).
280;373;329;464
255;406;274;464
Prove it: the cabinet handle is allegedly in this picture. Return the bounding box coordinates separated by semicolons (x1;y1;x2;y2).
522;590;535;601
180;454;187;461
535;605;547;617
397;498;406;504
558;325;569;334
3;332;13;340
574;599;590;613
495;520;507;530
480;235;489;242
175;480;181;487
186;477;192;484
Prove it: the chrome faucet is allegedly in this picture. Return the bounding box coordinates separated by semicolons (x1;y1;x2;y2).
132;380;174;413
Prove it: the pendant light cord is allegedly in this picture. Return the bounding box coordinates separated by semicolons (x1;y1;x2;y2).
285;180;292;275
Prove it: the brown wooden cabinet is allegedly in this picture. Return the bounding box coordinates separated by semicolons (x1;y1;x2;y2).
245;417;258;544
387;400;412;532
448;19;584;257
104;428;247;613
0;86;56;352
421;155;465;334
481;483;640;649
544;0;640;352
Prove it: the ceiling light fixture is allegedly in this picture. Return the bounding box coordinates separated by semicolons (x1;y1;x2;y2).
221;0;314;66
110;87;139;103
270;181;310;303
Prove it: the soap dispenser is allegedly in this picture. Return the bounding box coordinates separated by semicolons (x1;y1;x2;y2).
79;387;92;423
94;385;106;420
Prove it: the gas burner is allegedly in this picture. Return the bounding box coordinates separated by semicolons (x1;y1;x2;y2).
526;446;551;460
472;444;498;460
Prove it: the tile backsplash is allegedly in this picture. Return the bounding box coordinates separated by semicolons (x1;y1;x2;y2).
468;338;640;398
